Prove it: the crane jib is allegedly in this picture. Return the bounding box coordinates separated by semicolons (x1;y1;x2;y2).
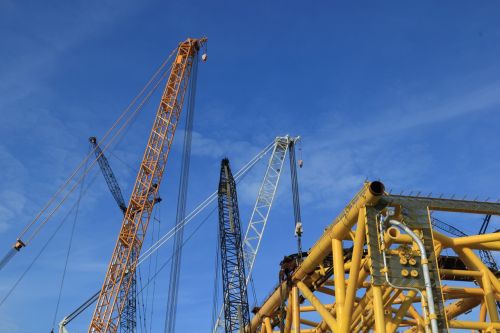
88;37;206;333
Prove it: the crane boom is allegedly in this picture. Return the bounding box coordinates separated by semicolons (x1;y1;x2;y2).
430;217;467;237
213;136;300;333
89;137;127;214
89;136;138;333
88;37;206;333
218;159;250;333
243;137;294;278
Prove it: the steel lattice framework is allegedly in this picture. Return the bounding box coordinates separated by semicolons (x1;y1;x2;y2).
218;159;251;333
243;136;297;278
89;137;128;214
89;136;136;333
213;136;299;333
249;181;500;333
88;37;206;333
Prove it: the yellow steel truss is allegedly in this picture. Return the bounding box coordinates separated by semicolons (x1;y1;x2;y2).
250;181;500;333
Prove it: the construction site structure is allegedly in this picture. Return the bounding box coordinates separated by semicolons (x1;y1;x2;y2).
249;181;500;333
89;137;128;215
89;136;137;333
218;158;251;333
59;135;295;332
88;37;206;333
213;135;301;333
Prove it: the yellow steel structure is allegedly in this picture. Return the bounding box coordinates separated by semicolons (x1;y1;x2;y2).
250;181;500;333
88;37;206;333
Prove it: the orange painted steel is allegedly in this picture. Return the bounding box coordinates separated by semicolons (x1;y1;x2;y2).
88;37;206;333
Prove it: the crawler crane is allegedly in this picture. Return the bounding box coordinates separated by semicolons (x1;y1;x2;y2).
217;159;251;333
88;37;206;333
89;136;137;333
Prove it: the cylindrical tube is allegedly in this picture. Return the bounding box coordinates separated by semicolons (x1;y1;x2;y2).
249;182;384;332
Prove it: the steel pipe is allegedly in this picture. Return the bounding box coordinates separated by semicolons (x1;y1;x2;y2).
249;181;385;332
389;219;439;333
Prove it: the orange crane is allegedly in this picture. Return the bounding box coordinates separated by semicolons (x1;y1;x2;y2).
88;37;206;333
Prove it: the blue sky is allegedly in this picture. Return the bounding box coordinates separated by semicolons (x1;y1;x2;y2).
1;1;500;332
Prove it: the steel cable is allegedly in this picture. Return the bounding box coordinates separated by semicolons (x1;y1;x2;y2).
55;140;272;327
50;148;89;331
25;62;172;245
0;168;101;307
17;48;177;244
164;54;198;333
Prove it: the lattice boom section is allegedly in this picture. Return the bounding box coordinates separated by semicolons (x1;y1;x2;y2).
88;38;203;333
218;159;251;333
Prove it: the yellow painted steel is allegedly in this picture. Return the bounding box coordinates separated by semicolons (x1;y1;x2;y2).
264;317;273;333
453;233;500;248
387;290;417;333
299;318;320;327
448;320;500;330
341;207;366;333
456;247;500;292
260;322;266;333
299;304;334;312
284;293;292;333
372;285;386;333
441;286;487;298
407;305;425;332
332;238;346;319
480;302;487;322
247;181;500;333
292;286;300;333
296;281;338;332
481;269;500;322
444;297;482;319
249;182;384;331
439;269;483;277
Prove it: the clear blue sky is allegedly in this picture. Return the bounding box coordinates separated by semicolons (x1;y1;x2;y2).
0;1;499;332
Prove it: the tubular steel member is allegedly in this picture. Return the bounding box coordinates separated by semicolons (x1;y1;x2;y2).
88;37;206;333
248;182;500;333
249;181;385;332
388;219;439;333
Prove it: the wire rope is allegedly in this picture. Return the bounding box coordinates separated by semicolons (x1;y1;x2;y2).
148;204;162;333
211;224;221;331
138;140;275;265
17;48;177;244
50;148;89;331
0;168;101;307
0;48;180;275
25;62;173;245
137;266;148;333
56;140;274;326
138;206;217;296
164;53;199;333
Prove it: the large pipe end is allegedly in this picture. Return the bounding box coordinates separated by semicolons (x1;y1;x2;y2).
369;181;385;196
387;226;400;239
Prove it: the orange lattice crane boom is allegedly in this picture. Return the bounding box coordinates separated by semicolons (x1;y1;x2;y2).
88;37;206;333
